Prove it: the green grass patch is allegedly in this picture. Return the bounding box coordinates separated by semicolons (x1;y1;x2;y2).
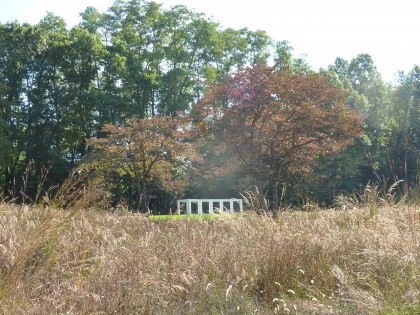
148;213;237;221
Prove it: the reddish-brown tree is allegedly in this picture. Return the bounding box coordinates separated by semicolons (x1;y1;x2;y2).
194;64;363;210
87;116;199;211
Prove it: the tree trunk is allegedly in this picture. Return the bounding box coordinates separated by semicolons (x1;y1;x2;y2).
403;127;410;194
271;179;279;212
138;181;150;213
3;156;18;197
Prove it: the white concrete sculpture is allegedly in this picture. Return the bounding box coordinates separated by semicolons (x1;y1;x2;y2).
176;199;243;215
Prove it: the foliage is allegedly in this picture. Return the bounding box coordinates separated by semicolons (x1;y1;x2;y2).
1;0;420;208
86;116;199;211
194;64;362;210
0;1;278;205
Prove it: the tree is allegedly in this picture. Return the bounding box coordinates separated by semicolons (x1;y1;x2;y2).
274;40;312;74
194;64;362;210
274;40;293;70
323;55;389;192
86;116;199;211
244;29;271;65
0;21;42;197
385;66;420;187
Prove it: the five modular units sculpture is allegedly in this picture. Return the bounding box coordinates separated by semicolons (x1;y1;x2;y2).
176;199;243;214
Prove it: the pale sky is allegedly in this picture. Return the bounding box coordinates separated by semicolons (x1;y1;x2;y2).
1;0;419;83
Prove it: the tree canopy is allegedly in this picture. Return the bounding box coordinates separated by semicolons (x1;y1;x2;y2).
1;0;419;211
193;65;362;209
86;116;199;211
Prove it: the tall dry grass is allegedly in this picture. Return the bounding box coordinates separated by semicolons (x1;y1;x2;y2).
0;201;419;314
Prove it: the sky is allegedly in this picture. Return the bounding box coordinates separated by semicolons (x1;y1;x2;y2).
1;0;419;83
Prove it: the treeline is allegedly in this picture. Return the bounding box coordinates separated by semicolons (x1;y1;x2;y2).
1;0;419;212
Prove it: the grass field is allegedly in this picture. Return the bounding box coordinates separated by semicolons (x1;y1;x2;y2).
0;202;419;314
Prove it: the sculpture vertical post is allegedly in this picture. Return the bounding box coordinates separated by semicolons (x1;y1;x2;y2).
176;199;243;215
186;200;192;214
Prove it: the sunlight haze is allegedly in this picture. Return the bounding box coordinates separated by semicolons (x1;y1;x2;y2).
1;0;419;82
